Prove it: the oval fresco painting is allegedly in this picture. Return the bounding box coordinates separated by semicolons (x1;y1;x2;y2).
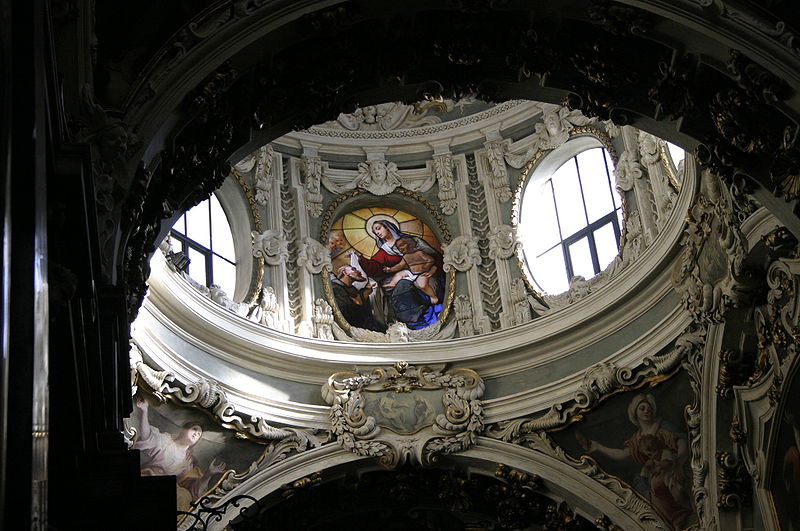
327;207;445;332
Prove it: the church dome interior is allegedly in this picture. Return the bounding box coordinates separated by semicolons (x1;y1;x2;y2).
7;1;800;530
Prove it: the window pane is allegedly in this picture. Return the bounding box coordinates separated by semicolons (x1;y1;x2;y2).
576;148;614;224
185;199;211;248
594;222;619;270
210;196;235;261
568;236;594;279
667;142;685;171
520;180;560;255
531;246;569;294
187;247;207;286
212;256;237;297
171;214;187;236
551;159;587;236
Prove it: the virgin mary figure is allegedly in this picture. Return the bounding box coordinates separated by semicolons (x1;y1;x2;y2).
352;218;444;330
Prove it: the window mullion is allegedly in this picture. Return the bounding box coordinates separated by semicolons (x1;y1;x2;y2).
574;156;590;226
549;179;564;242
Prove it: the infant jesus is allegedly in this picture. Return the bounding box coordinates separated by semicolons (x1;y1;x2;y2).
382;237;440;304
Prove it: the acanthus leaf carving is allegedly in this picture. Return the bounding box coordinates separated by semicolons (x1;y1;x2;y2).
252;229;289;266
443;235;482;272
613;148;642;192
454;294;477;337
302;155;324;217
246;286;284;331
433;152;457;215
485;140;513;203
312;298;335;340
253;144;275;205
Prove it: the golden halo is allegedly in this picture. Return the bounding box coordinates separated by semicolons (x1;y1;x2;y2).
365;214;400;235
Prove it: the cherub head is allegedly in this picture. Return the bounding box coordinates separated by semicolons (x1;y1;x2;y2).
328;231;345;252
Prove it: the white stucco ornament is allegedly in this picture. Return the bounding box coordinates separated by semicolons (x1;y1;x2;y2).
354;160;402;195
297;237;332;274
322;363;484;468
487;224;520;260
443;235;482;272
252;229;289;266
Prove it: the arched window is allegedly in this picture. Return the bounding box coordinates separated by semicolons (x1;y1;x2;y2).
169;195;237;296
666;141;685;175
518;142;622;294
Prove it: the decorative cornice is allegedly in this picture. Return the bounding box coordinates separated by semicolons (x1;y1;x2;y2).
298;100;528;140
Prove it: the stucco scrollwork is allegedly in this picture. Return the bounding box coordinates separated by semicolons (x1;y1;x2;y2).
129;346;318;444
671;179;757;324
613;149;642;192
252;229;289;266
443;235;482;272
681;324;715;529
486;325;705;437
487;224;520;260
129;342;173;398
297;237;332;274
322;363;484;468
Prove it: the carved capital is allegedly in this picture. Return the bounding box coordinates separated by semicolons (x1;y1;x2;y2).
487;224;520;260
297;237;332;274
443;235;482;272
252;229;290;265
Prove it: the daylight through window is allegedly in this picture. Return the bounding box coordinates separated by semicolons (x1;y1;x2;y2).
169;195;237;297
519;146;622;294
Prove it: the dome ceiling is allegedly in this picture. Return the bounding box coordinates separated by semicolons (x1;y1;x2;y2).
41;1;800;529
